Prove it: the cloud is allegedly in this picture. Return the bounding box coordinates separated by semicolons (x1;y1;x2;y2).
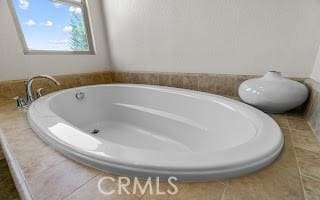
25;19;36;26
63;26;73;33
49;39;70;50
19;0;29;10
41;20;54;27
53;2;62;8
49;39;69;44
69;6;82;14
25;19;53;27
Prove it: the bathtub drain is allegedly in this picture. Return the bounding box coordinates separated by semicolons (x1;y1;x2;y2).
91;129;100;134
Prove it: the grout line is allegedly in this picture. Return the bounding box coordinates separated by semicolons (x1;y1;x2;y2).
294;146;320;155
61;174;99;200
20;152;67;181
291;133;307;200
302;174;320;183
137;184;186;200
306;120;320;142
138;193;146;200
219;184;228;200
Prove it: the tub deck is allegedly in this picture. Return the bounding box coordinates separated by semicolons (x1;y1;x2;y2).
0;97;320;200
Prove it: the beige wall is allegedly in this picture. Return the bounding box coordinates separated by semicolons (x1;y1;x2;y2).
311;68;320;82
312;46;320;82
0;0;111;81
103;0;320;78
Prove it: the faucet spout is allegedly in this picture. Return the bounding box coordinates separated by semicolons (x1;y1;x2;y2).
25;75;61;104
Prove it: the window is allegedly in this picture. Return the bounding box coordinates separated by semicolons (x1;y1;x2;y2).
8;0;95;54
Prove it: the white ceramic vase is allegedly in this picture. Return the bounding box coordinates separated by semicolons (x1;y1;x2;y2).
238;71;309;113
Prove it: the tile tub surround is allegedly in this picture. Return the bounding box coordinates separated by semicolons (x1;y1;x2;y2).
111;71;259;97
0;98;320;199
111;71;306;97
304;78;320;139
0;70;305;100
0;71;112;100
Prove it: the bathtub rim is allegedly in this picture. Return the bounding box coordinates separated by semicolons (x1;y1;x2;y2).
27;84;284;181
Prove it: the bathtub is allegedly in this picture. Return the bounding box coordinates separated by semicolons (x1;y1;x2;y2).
27;84;283;181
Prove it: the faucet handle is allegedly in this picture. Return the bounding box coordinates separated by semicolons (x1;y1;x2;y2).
13;96;27;109
36;88;45;98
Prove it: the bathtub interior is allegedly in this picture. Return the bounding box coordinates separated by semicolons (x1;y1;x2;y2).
48;85;259;153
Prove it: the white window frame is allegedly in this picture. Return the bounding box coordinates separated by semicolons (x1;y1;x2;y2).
7;0;95;55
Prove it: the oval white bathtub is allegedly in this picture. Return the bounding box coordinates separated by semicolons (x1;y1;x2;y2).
27;84;283;181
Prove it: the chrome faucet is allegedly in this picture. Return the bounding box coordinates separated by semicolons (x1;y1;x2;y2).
24;75;61;104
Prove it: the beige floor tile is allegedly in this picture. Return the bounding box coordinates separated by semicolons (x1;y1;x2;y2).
27;159;99;200
171;181;226;200
284;113;305;120
271;114;289;129
141;194;178;200
295;147;320;180
0;111;29;132
222;166;304;200
290;130;320;153
267;128;296;169
302;176;320;200
222;128;304;200
18;145;67;179
139;180;184;200
288;118;312;131
4;128;45;151
6;129;66;179
65;173;140;200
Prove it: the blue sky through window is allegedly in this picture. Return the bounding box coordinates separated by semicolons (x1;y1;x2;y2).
12;0;89;51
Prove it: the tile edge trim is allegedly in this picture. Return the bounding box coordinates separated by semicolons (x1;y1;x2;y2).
0;131;33;200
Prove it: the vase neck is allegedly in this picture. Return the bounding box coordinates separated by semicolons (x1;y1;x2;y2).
262;71;282;80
